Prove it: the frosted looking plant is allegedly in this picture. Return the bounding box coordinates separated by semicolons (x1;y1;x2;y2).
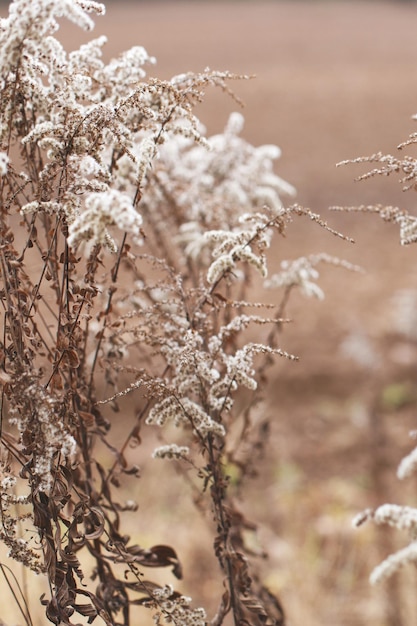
0;1;351;625
336;112;417;591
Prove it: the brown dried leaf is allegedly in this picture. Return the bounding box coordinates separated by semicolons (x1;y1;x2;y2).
148;545;183;579
78;410;96;429
84;506;105;540
65;348;80;369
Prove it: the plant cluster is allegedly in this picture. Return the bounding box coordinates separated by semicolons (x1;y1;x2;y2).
0;1;357;626
335;119;417;596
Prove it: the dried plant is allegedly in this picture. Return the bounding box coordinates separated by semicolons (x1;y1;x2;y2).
0;2;353;625
334;126;417;245
337;109;417;599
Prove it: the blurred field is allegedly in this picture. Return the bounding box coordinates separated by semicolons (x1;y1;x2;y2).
3;2;417;625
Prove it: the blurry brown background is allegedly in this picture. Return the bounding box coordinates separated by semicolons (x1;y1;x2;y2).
4;2;417;625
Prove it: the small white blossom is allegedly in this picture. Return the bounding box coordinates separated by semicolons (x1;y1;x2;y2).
151;586;207;626
397;446;417;480
152;585;174;601
0;151;9;175
266;257;324;299
373;504;417;531
146;112;296;262
354;504;417;585
21;200;61;215
8;374;79;494
224;111;244;136
67;189;143;250
102;45;155;96
77;154;102;177
266;253;361;300
152;444;190;460
146;396;225;438
370;542;417;585
204;220;270;284
1;476;16;490
137;136;156;188
206;253;236;284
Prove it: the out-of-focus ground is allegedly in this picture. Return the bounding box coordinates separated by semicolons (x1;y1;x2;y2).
4;2;417;625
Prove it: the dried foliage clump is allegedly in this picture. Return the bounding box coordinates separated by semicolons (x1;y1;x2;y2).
0;2;353;625
335;125;417;245
338;110;417;592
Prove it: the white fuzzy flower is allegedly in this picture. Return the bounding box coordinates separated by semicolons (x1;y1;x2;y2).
224;111;244;136
398;446;417;480
1;476;16;490
143;112;296;254
151;586;207;626
354;504;417;585
266;254;361;300
102;45;155;96
77;155;102;177
152;444;190;460
370;542;417;585
146;396;225;438
266;257;324;299
373;503;417;531
21;200;61;215
206;253;236;284
67;189;142;250
398;214;417;245
137;137;156;188
0;151;9;175
204;221;270;284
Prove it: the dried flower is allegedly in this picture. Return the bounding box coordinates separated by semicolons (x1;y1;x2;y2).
68;189;143;250
0;151;9;175
266;253;362;300
151;586;207;626
152;444;190;460
397;445;417;480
